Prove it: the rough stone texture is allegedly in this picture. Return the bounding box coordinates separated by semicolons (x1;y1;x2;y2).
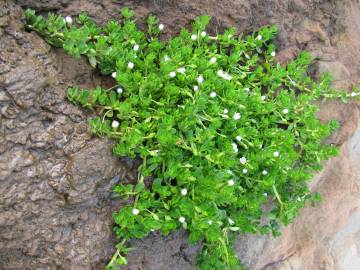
0;2;124;269
0;0;359;269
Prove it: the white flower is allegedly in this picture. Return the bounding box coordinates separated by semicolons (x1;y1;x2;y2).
132;208;140;215
271;51;276;57
217;70;232;80
117;88;123;94
179;216;186;223
244;87;250;92
351;92;359;97
191;34;197;40
112;72;117;78
210;92;217;98
263;193;268;197
169;71;176;78
181;188;187;196
133;44;139;51
177;67;186;74
262;170;268;175
227;179;235;186
282;108;289;114
208;220;213;225
228;218;235;225
242;168;248;174
261;95;266;101
128;62;134;69
232;143;238;153
193;85;199;91
210;57;217;64
236;135;242;142
223;108;229;114
158;23;164;31
227;170;233;175
201;31;206;37
233;112;241;120
240;156;247;164
197;75;204;84
257;35;262;40
164;55;170;62
65;16;72;24
273;151;280;157
111;120;119;128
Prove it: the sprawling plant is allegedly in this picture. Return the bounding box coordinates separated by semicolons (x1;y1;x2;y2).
25;8;359;269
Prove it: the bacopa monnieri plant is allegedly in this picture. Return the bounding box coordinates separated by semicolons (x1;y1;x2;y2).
25;8;359;269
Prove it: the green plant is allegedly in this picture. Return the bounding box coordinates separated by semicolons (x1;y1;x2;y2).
25;8;359;269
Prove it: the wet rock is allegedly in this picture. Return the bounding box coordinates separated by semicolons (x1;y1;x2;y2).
1;0;360;269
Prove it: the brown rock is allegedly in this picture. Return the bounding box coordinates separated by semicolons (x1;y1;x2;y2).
1;0;360;269
318;60;350;80
235;112;360;270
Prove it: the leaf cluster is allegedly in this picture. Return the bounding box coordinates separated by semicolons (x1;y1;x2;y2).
25;8;360;270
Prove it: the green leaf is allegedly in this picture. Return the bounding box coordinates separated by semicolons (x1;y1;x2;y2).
25;8;357;269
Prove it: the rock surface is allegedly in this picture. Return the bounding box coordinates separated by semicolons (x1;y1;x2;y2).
0;0;359;269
